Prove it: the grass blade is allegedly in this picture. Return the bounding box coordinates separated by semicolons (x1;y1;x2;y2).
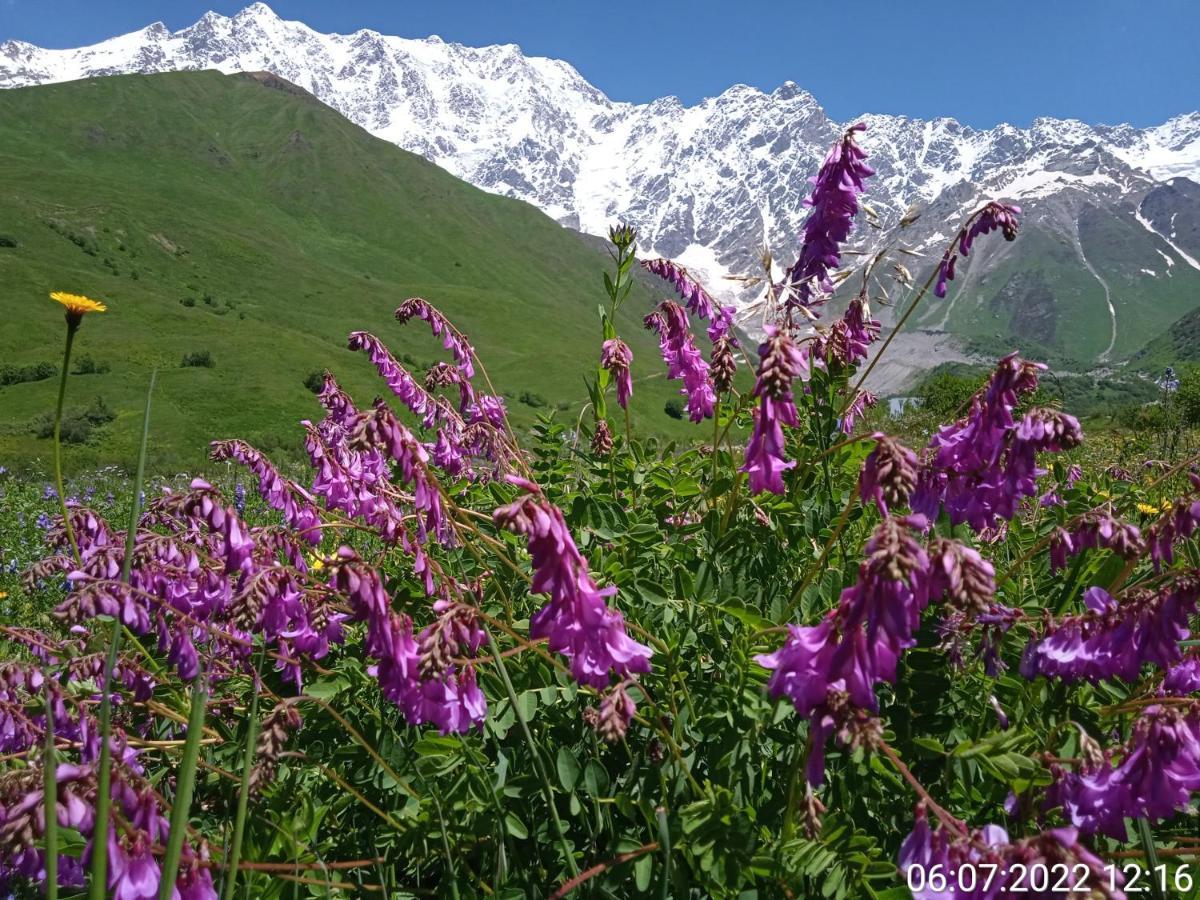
90;368;155;900
221;652;264;900
159;671;209;900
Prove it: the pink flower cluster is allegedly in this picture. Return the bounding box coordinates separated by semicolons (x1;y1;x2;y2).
493;476;652;689
640;258;737;342
758;516;992;784
644;301;717;423
783;123;874;313
1021;575;1200;684
1047;703;1200;840
912;353;1082;532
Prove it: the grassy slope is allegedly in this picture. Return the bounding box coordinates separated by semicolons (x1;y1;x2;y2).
0;71;694;472
916;212;1200;368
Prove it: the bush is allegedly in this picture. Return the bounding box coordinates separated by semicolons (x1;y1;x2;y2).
0;234;17;248
181;350;214;368
0;362;56;386
303;370;326;393
664;398;684;419
72;355;110;375
915;368;983;417
30;396;114;443
519;390;548;408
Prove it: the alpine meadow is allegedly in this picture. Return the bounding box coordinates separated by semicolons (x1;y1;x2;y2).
3;4;1200;900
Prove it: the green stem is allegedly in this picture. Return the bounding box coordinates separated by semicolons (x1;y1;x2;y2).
43;681;59;900
430;790;462;900
655;806;671;900
160;671;209;900
91;369;155;900
53;321;80;565
1136;818;1166;900
221;651;265;900
484;628;579;877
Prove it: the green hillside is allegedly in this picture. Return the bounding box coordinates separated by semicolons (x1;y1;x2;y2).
916;207;1200;368
0;71;690;472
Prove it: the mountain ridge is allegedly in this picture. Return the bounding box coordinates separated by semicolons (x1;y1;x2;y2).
4;3;1199;380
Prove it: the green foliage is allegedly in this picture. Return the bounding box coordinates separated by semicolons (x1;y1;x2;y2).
30;396;116;443
664;398;684;419
72;354;110;375
180;349;215;368
1;361;57;386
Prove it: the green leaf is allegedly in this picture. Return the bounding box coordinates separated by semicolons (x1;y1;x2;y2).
635;853;654;890
555;747;581;792
584;760;611;797
505;812;529;839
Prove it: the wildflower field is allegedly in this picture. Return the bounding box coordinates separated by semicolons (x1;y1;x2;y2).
3;124;1200;900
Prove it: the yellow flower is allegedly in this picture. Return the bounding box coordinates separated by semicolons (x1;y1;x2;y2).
1137;503;1160;516
0;591;7;600
50;291;107;316
308;555;325;572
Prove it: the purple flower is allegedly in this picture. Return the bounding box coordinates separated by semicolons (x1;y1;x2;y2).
859;433;918;515
1049;510;1144;572
493;476;652;688
742;327;803;495
395;297;475;378
600;338;634;409
927;538;996;615
1164;649;1200;695
783;124;874;313
348;331;442;428
1049;704;1200;837
640;258;737;342
823;297;880;367
912;355;1080;533
329;548;485;732
644;301;716;422
1021;575;1200;684
935;202;1021;298
839;389;876;435
1147;488;1200;569
758;516;932;783
210;440;322;544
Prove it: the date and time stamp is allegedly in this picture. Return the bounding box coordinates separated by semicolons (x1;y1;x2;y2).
905;862;1194;894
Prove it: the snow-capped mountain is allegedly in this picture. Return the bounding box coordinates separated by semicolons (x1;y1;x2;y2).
5;3;1199;373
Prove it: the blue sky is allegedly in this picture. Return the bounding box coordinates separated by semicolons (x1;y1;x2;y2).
1;1;1197;128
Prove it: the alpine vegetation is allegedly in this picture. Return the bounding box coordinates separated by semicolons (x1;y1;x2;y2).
5;123;1200;900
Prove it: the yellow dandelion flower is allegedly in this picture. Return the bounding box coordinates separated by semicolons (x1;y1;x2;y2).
50;291;107;317
308;555;326;572
0;591;7;600
1137;503;1160;516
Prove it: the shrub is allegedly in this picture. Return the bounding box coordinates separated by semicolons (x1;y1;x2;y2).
663;398;684;419
73;355;110;375
519;389;548;408
0;362;56;386
181;350;214;368
0;234;17;248
303;370;325;393
30;397;114;443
